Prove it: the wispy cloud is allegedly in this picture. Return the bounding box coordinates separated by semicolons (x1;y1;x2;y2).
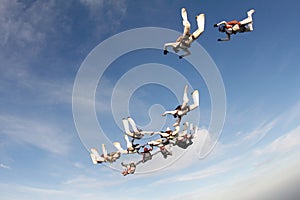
0;115;72;155
0;163;10;169
0;1;72;51
170;122;300;200
80;0;128;34
254;126;300;156
62;174;122;188
241;118;278;145
153;156;242;185
209;118;278;160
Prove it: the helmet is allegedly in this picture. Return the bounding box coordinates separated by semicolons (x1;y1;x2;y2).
218;24;226;32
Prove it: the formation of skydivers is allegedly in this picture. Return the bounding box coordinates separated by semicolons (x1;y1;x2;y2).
90;85;199;176
90;8;255;175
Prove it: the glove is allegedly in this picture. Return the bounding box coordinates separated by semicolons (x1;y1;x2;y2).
213;24;218;27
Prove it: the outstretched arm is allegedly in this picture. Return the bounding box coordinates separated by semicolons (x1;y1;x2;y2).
217;33;231;41
214;20;227;27
162;110;178;116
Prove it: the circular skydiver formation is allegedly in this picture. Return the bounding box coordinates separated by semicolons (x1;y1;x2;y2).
90;85;199;176
89;8;255;176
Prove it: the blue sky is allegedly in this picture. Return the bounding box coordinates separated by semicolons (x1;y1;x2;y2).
1;0;300;199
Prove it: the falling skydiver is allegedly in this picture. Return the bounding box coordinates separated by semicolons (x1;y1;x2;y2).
214;9;255;41
162;85;199;126
163;8;205;59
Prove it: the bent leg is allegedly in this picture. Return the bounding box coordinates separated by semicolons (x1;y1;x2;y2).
102;144;108;158
240;9;255;26
90;148;105;164
124;135;132;149
122;118;132;136
127;117;139;133
113;142;127;154
191;13;205;40
189;90;199;110
181;85;189;109
181;8;191;36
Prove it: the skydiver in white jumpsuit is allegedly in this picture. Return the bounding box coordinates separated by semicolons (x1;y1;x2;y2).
90;144;121;164
163;8;205;59
154;125;180;140
122;117;155;139
214;9;255;41
162;85;199;126
113;135;142;154
148;125;180;147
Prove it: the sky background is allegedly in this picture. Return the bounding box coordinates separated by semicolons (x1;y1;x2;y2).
1;0;300;200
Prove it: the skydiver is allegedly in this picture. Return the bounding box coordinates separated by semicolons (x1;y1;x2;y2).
163;8;205;59
90;144;121;164
121;162;136;176
214;9;255;41
122;117;155;139
175;122;195;149
113;135;142;154
105;151;121;163
147;137;169;147
124;135;142;154
140;146;153;163
159;145;172;159
152;125;180;141
162;85;199;126
175;133;194;149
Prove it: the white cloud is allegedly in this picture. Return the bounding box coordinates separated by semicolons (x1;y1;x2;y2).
80;0;105;9
0;182;112;200
170;122;300;200
254;126;300;156
242;118;278;144
80;0;128;33
214;118;278;157
0;0;67;48
0;163;10;169
279;100;300;128
170;150;300;200
0;115;71;155
154;156;242;185
62;174;123;189
0;64;74;107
